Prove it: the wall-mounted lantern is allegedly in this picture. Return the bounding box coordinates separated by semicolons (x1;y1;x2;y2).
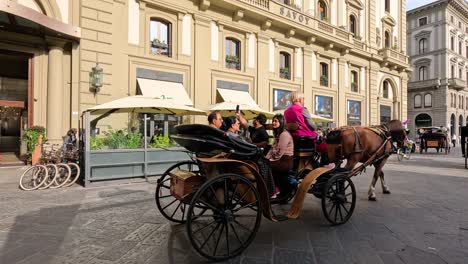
90;63;103;93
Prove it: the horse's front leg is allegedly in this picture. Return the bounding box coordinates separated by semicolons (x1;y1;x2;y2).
379;170;391;194
368;171;379;201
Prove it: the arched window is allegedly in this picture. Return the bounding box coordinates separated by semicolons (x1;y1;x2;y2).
419;66;427;81
424;93;432;107
351;70;358;92
349;15;357;35
385;0;390;12
279;52;291;79
150;18;172;57
419;38;427;53
225;38;241;70
320;62;329;86
384;31;390;48
383;80;389;98
415;113;432;127
318;0;327;21
414;94;422;108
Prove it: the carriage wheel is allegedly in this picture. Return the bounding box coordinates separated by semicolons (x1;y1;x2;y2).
155;161;200;223
187;173;262;261
321;174;356;225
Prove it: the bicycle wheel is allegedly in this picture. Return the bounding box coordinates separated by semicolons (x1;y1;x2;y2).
19;165;48;191
38;164;58;189
51;163;72;188
406;148;412;159
396;148;404;161
63;162;80;187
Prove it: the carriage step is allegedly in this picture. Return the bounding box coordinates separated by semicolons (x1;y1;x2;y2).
274;214;289;222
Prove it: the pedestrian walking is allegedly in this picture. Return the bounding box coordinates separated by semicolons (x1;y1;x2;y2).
452;133;456;147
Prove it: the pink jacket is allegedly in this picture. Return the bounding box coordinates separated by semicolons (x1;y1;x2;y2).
284;103;317;138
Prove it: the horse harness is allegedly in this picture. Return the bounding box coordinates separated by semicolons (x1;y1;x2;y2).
333;125;392;167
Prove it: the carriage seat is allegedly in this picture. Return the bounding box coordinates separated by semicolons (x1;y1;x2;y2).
172;124;260;159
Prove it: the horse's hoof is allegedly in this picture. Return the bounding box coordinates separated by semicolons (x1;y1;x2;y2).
368;196;377;201
383;190;391;194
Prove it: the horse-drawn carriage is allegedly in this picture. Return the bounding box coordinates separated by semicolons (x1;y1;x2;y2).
154;124;356;261
418;127;450;154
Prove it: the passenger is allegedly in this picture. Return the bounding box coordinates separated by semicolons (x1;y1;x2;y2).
236;113;270;148
284;91;332;167
284;91;318;138
208;111;223;129
266;114;294;202
224;116;241;137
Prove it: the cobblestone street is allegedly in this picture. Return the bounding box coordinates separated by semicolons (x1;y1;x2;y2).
0;148;467;264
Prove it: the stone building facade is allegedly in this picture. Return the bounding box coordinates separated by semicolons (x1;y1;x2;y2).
407;0;468;139
0;0;409;154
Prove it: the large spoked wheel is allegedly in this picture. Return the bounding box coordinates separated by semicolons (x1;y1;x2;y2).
155;161;200;223
19;165;48;191
187;173;262;261
321;174;356;225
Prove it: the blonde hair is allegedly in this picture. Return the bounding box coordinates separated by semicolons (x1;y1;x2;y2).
290;91;305;103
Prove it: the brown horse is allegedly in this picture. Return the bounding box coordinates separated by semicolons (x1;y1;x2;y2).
326;120;406;201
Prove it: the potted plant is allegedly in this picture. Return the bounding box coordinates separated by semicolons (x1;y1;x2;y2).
280;67;290;79
225;55;240;63
151;39;168;49
320;75;328;86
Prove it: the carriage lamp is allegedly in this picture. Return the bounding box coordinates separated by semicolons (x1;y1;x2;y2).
90;63;103;93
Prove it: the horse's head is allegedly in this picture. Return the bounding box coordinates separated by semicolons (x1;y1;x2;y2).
384;120;406;147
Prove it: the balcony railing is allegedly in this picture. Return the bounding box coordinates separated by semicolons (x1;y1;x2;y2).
408;79;440;90
238;0;269;9
378;48;407;64
234;0;353;43
447;78;466;90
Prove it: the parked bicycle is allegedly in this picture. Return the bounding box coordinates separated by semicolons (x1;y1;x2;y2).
19;138;81;191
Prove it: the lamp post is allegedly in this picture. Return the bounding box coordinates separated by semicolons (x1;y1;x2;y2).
90;63;103;93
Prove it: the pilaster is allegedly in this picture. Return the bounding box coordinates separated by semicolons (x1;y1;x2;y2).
303;46;314;106
193;15;212;109
46;40;66;142
337;58;347;125
257;33;271;110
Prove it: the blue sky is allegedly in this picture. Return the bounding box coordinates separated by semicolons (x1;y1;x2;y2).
407;0;468;10
407;0;436;11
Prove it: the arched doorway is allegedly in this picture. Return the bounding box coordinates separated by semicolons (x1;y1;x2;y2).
415;113;432;128
378;78;399;124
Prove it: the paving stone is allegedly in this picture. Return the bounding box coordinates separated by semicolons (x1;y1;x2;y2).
242;243;273;259
123;223;163;242
437;247;468;264
273;247;315;264
241;257;271;264
396;246;446;264
97;241;138;261
378;252;406;264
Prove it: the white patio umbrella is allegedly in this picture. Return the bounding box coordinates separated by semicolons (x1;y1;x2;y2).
309;113;334;123
86;96;207;116
209;102;275;119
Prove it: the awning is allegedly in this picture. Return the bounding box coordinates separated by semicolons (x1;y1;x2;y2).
137;78;193;106
217;88;258;106
0;0;81;40
86;96;206;116
212;88;274;119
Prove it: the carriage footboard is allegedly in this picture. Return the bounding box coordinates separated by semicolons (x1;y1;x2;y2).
287;167;333;219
